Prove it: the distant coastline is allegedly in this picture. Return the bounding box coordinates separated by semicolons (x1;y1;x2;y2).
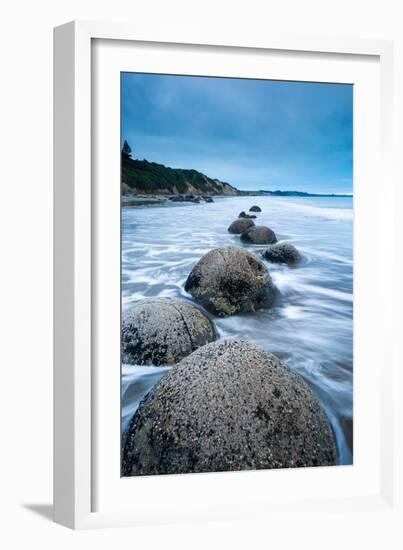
238;190;353;198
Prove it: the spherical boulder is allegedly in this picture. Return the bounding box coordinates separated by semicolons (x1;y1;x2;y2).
184;245;277;316
122;297;217;366
263;242;301;265
122;339;338;476
241;225;277;245
249;205;262;212
228;218;255;234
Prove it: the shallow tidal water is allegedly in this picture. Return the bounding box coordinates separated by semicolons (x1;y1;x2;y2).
121;195;353;465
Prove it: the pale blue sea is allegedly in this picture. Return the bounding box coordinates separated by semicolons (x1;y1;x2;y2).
121;196;353;465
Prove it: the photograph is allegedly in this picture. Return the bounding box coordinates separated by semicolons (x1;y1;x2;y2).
2;0;398;542
120;72;353;476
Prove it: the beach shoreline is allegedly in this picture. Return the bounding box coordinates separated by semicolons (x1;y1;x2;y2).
121;195;353;472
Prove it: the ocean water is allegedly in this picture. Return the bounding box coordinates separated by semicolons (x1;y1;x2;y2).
121;196;353;465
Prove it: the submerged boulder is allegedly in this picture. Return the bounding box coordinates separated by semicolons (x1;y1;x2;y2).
263;242;301;265
122;339;338;476
122;297;217;366
228;218;255;234
184;245;276;316
249;205;262;212
238;211;257;219
241;225;277;245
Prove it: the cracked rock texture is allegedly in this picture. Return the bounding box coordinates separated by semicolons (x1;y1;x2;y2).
184;245;276;316
122;339;337;476
241;225;277;245
227;218;255;234
122;298;217;366
263;242;301;265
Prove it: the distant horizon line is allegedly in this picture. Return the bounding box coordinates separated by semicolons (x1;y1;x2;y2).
238;189;353;196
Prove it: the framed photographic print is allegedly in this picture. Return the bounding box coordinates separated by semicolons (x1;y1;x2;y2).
54;21;398;529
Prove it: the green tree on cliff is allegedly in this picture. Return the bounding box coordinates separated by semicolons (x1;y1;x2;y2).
122;140;132;158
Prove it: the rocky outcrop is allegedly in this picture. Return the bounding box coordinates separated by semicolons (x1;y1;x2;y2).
123;339;338;476
184;246;277;316
249;205;262;212
122;298;217;366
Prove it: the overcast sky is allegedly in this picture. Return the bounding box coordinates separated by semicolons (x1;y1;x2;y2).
121;72;353;194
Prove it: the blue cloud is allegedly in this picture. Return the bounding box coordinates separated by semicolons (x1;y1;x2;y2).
122;73;353;193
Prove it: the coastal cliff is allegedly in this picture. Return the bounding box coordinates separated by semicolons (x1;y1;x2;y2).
122;155;239;196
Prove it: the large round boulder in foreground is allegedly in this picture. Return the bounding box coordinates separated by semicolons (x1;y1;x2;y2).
122;297;217;366
122;339;337;476
249;205;262;212
263;242;301;265
228;218;255;234
184;246;276;316
241;225;277;245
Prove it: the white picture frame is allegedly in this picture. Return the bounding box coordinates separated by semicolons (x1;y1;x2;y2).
54;20;398;530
